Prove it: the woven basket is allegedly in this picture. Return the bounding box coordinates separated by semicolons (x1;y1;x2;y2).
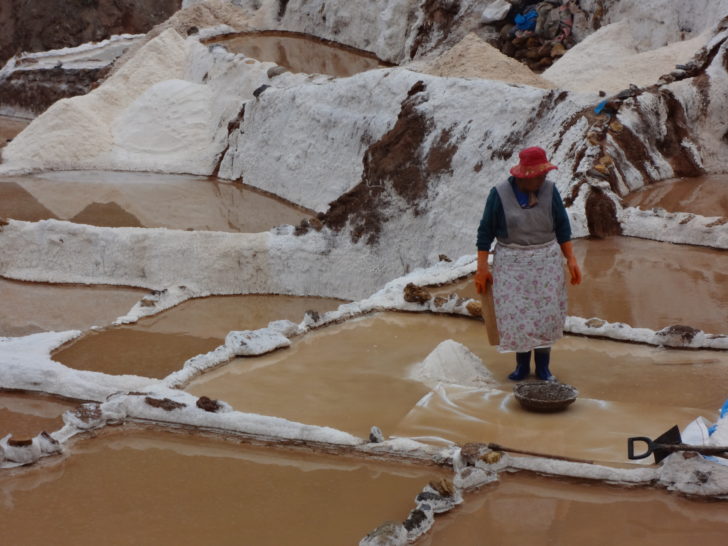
513;381;578;413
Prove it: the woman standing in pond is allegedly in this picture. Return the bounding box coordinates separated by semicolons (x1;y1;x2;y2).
474;146;581;381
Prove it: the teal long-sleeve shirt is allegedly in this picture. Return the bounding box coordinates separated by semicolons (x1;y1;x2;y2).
476;177;572;251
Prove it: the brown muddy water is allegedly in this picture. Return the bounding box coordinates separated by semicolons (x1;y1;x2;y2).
423;472;728;546
53;294;343;378
209;31;388;77
0;170;310;231
438;236;728;334
0;277;145;337
624;174;728;218
0;391;77;439
0;427;445;546
188;312;728;461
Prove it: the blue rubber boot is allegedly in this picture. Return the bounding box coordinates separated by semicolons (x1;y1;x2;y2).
508;351;531;381
534;348;556;381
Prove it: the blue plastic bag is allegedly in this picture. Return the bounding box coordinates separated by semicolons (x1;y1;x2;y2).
515;9;538;31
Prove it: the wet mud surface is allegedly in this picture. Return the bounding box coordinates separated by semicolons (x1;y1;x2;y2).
623;174;728;218
211;32;387;77
0;171;311;231
0;428;443;546
0;391;77;439
188;312;728;456
423;472;728;546
0;277;145;337
53;295;343;378
438;236;728;334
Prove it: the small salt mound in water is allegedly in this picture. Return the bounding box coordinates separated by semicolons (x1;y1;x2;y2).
410;339;498;389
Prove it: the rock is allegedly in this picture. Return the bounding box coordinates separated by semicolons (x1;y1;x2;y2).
460;442;489;466
196;396;222;412
144;397;186;411
608;120;623;133
63;402;104;430
585;318;605;328
186;26;199;36
369;426;385;443
433;295;449;308
438;254;451;262
403;506;434;542
403;283;431;304
481;450;502;464
466;299;482;317
415;491;455;513
253;84;271;98
429;477;456;497
656;324;702;347
359;521;407;546
550;42;566;57
267;66;288;78
1;434;41;465
38;431;61;455
481;0;511;24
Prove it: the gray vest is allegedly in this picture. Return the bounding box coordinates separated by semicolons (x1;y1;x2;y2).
495;179;555;246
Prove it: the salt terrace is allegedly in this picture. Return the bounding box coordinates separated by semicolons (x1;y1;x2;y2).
1;0;728;544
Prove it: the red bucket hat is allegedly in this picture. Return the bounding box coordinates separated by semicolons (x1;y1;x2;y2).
509;146;557;178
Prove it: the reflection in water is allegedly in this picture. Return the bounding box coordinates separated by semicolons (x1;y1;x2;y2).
0;170;311;232
188;312;728;451
53;295;343;379
0;391;77;439
211;32;386;77
424;472;728;546
436;236;728;334
0;428;442;546
569;237;728;333
624;174;728;218
0;277;145;337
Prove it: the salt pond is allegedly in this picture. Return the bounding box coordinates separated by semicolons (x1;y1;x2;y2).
0;277;145;337
0;170;311;231
188;312;728;462
0;427;444;546
422;472;728;546
0;391;78;439
53;294;343;378
623;174;728;219
209;31;387;77
437;236;728;334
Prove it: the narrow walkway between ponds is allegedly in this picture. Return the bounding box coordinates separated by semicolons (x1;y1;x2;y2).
52;295;343;379
0;428;444;546
0;170;311;231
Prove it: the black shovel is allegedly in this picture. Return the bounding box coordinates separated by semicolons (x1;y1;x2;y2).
627;425;728;463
